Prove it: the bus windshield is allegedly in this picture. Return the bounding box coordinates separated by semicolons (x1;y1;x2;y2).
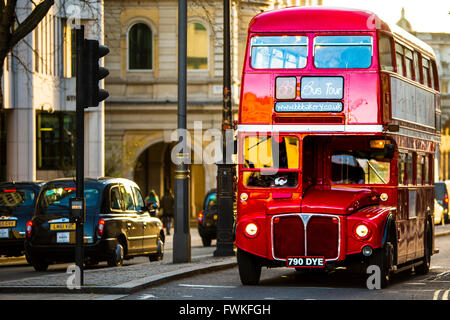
331;151;390;184
314;35;372;69
250;36;308;69
242;135;300;188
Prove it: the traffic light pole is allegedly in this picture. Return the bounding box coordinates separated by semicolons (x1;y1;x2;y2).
214;0;235;257
73;25;110;286
75;26;86;286
173;0;191;264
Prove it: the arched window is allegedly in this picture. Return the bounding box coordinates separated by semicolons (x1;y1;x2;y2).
187;22;208;70
128;23;152;70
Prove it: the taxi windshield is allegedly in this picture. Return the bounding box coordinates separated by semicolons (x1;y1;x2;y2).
37;186;100;215
0;188;36;208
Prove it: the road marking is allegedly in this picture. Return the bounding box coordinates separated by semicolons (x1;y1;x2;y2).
138;294;157;300
433;290;441;300
179;284;237;288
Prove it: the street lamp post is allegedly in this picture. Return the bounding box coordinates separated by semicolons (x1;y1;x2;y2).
173;0;191;263
214;0;235;257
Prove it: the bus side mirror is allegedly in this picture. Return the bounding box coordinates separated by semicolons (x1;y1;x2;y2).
383;144;395;159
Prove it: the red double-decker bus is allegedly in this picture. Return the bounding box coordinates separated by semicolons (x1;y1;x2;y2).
235;7;441;288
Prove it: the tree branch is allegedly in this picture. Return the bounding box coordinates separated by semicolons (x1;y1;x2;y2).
10;0;54;48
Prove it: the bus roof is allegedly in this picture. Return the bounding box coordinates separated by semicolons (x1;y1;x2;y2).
248;6;435;57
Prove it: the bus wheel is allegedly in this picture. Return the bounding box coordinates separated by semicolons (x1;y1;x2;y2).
369;242;393;289
237;248;261;285
415;221;431;275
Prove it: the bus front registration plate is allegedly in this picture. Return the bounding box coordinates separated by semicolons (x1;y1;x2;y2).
287;256;325;268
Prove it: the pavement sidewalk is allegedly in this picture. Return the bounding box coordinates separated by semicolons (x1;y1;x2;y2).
0;223;448;299
0;228;237;295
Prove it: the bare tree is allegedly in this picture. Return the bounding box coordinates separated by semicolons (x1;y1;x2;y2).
0;0;55;109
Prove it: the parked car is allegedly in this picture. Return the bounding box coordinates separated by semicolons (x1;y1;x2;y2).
0;181;45;259
434;199;444;225
435;181;450;223
198;189;218;247
25;177;164;271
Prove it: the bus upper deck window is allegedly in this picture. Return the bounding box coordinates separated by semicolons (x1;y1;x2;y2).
395;43;404;76
405;48;414;80
314;35;372;69
422;57;430;86
250;36;308;69
378;34;393;71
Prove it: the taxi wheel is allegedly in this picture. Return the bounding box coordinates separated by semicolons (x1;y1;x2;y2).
201;236;212;247
149;238;164;262
108;243;124;267
237;248;261;285
31;257;49;272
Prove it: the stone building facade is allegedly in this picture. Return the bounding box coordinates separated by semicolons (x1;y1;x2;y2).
0;0;105;182
103;0;323;216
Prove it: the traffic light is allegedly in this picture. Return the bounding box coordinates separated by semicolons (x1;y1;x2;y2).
85;39;110;107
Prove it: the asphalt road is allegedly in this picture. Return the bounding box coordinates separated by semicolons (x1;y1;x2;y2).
124;234;450;301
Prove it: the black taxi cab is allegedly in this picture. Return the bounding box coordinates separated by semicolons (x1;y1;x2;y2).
25;177;164;271
0;181;45;258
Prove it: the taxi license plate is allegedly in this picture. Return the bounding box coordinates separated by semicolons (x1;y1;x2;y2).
287;256;325;268
57;232;71;243
0;229;9;238
50;223;76;231
0;220;16;228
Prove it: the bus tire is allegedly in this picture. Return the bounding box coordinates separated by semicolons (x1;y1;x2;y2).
237;248;261;285
415;221;431;275
369;242;393;289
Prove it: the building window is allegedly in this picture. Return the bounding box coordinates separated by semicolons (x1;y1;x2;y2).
187;22;208;70
36;112;76;170
0;112;6;182
62;20;76;78
128;23;152;70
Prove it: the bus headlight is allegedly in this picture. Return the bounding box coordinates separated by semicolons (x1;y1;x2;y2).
275;77;296;99
354;224;370;239
244;223;258;238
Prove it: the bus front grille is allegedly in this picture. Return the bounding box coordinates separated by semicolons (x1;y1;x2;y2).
272;214;340;261
273;215;305;259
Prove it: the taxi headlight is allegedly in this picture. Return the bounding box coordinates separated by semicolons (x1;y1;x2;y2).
244;223;258;237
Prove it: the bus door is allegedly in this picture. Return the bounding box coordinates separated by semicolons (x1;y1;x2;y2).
398;152;419;262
